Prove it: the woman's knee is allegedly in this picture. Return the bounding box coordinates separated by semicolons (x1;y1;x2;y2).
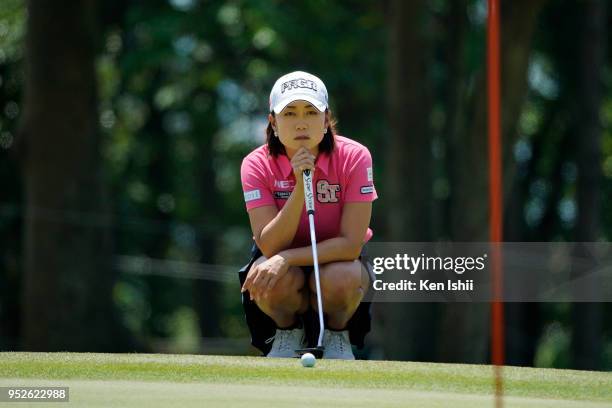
310;261;363;303
256;266;306;310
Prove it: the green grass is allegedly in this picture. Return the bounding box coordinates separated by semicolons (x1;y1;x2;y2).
0;353;611;407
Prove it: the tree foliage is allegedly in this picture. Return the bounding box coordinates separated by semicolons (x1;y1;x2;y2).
0;0;609;368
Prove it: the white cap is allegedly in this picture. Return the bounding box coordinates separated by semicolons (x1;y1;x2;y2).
269;71;328;114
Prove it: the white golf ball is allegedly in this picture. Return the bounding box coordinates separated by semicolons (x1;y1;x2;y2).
301;352;316;367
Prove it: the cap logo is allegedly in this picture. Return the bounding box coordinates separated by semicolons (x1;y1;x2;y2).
281;78;317;94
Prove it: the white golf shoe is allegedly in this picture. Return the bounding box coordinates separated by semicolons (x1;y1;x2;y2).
266;328;306;358
322;329;355;360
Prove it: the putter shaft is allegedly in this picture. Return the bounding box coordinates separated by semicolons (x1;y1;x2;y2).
303;170;325;349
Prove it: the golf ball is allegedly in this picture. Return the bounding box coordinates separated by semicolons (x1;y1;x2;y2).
301;353;316;367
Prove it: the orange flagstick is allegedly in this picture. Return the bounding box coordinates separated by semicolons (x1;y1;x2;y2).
487;0;505;406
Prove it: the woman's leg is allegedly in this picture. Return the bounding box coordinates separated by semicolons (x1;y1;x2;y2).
309;259;370;330
248;255;310;328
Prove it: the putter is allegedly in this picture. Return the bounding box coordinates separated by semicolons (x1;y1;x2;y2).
295;169;325;359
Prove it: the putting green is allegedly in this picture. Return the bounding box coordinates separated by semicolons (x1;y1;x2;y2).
1;353;610;407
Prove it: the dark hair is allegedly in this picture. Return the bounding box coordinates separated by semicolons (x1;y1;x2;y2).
266;110;337;157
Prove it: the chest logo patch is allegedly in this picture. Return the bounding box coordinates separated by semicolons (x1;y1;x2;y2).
274;191;291;199
274;179;294;189
317;180;341;203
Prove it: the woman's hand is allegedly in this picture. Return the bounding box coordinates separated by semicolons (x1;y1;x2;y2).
290;147;316;181
241;254;290;301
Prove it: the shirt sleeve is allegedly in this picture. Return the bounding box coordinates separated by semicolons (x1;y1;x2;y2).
343;145;378;203
240;154;276;210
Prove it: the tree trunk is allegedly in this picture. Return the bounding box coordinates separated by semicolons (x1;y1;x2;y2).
380;0;437;361
385;0;432;242
450;0;548;241
504;104;568;366
572;0;605;371
20;0;119;351
442;0;547;363
193;120;223;340
442;0;468;240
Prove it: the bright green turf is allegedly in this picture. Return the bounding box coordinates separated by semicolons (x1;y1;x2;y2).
0;353;610;407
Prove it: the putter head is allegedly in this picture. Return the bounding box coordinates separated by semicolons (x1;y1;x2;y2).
295;346;324;359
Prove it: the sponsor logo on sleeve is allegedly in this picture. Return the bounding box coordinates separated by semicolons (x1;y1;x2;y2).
244;189;261;202
360;185;374;194
367;167;373;181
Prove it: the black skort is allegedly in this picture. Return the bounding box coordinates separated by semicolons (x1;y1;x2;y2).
238;244;375;356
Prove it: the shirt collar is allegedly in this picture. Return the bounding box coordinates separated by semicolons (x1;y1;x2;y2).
316;151;330;176
277;154;293;178
277;151;330;179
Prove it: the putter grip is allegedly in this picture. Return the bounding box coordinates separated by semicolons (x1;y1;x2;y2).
303;170;315;215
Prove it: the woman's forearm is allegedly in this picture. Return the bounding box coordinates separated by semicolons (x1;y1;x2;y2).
277;236;362;267
256;184;305;257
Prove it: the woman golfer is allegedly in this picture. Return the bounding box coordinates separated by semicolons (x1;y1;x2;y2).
239;71;377;359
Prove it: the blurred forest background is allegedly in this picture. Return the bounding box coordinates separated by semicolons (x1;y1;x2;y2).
0;0;610;370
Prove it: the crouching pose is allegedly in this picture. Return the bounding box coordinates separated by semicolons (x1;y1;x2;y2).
239;71;378;359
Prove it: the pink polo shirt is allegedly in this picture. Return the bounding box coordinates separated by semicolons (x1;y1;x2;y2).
240;135;377;249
